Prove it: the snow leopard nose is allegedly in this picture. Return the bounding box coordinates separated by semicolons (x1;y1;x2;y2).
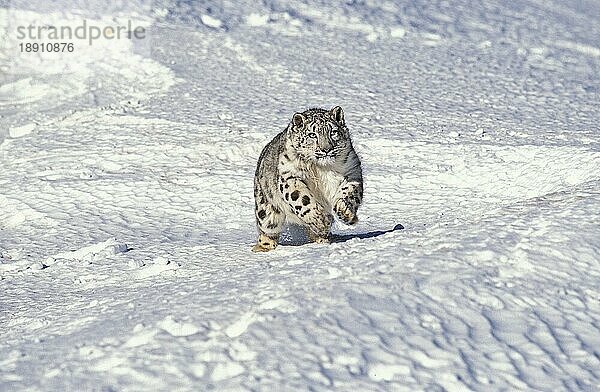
320;142;334;154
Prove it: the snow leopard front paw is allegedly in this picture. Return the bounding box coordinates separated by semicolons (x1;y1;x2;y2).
307;228;330;244
334;198;358;225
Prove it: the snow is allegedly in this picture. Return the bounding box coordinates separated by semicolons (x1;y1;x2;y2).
200;14;223;29
1;0;600;390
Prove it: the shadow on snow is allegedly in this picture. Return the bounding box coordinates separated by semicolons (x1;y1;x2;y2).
279;223;404;246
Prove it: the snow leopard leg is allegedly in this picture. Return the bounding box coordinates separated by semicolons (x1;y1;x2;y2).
253;188;285;252
281;177;332;243
334;180;363;225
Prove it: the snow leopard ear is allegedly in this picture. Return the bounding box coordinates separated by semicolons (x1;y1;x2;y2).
330;106;344;124
292;113;306;128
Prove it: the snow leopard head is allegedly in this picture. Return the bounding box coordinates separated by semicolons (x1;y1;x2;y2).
288;106;351;166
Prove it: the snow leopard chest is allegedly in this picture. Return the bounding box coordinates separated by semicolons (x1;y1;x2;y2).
306;166;344;208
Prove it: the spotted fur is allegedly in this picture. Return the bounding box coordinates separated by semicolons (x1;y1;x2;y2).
252;106;363;252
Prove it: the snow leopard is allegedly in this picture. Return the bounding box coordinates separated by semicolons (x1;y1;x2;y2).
253;106;363;252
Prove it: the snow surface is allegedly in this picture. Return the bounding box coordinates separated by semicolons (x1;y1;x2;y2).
1;0;600;390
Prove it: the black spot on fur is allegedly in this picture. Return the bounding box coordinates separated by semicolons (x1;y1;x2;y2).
262;242;270;246
295;205;302;211
302;195;310;206
284;154;289;160
291;190;300;201
285;193;289;201
301;208;311;217
279;184;284;192
258;210;266;220
284;184;289;189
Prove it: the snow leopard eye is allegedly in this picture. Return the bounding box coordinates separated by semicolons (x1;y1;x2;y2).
308;132;317;138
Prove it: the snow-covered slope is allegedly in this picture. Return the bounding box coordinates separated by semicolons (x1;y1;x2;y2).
1;0;599;390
